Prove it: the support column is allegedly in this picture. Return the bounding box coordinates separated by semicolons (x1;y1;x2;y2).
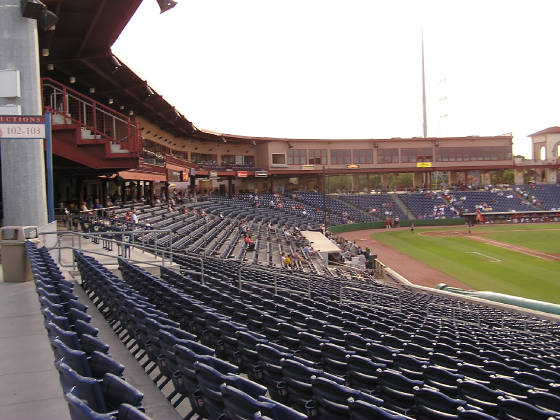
101;181;107;205
513;170;523;185
148;181;154;204
0;1;48;227
545;168;557;184
381;174;389;190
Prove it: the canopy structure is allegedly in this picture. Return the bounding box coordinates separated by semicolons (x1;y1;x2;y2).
301;231;341;254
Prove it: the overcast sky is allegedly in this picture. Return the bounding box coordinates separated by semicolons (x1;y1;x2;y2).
113;0;560;158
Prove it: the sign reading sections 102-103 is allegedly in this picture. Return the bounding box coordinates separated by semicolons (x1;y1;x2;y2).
0;115;46;139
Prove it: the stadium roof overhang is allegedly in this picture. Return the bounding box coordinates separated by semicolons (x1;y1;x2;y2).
39;0;197;139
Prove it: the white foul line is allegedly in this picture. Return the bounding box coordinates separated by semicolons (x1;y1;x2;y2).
465;251;502;262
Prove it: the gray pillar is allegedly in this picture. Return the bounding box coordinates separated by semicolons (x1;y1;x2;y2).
0;0;48;227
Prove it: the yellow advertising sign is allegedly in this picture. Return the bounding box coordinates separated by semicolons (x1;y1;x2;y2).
417;162;433;168
346;164;360;169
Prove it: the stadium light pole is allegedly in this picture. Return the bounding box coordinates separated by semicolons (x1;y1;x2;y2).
322;165;327;230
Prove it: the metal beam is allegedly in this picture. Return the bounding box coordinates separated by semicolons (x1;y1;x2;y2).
76;0;108;57
81;58;192;136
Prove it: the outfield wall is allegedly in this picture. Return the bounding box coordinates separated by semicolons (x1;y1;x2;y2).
328;218;466;233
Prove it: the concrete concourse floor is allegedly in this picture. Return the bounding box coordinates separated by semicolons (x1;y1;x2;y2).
0;280;69;420
0;232;182;420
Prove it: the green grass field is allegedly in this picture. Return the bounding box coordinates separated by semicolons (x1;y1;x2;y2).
372;224;560;303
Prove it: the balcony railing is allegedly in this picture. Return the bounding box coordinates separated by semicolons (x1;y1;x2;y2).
514;157;559;166
41;77;140;155
165;153;196;168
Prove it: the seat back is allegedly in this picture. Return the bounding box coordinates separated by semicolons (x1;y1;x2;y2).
55;361;107;413
220;383;263;420
497;396;557;420
101;373;144;411
46;321;81;351
413;386;466;420
194;361;233;420
53;338;92;377
117;403;152;420
346;354;384;393
457;379;503;416
281;359;320;412
64;388;113;420
378;369;422;414
348;398;410;420
310;376;362;420
527;389;560;415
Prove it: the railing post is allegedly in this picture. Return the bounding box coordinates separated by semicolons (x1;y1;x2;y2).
112;117;116;144
92;102;97;134
274;274;277;296
63;85;68;115
57;235;61;265
71;234;76;270
168;230;173;266
200;257;205;285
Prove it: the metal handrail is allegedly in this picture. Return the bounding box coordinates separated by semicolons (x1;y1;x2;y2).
41;229;177;270
341;286;403;312
41;77;140;155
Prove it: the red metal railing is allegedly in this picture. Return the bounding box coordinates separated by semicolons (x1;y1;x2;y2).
165;153;196;168
41;77;140;155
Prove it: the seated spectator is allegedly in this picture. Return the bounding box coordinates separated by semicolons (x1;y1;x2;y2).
131;209;138;224
244;235;255;250
283;254;292;268
292;251;303;262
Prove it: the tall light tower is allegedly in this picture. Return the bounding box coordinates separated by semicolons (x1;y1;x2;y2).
421;27;428;138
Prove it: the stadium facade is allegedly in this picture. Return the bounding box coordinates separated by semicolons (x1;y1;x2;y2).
2;0;560;212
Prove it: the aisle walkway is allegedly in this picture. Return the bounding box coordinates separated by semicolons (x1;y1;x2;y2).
0;232;182;419
0;280;69;420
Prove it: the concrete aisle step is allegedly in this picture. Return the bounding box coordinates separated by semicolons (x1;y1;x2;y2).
0;281;70;420
70;281;183;420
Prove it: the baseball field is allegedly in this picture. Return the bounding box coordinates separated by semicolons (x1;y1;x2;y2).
367;223;560;304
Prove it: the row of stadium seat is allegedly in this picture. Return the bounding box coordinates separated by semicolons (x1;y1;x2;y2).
26;241;149;420
111;255;560;419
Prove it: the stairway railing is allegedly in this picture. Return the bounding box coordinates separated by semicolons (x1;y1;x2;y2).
41;77;140;156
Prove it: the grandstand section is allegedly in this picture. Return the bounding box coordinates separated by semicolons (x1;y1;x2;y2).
3;1;560;420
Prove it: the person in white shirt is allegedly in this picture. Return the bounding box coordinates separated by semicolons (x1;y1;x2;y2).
131;209;139;224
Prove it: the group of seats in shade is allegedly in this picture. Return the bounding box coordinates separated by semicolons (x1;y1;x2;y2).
80;198;333;279
448;191;539;213
74;248;560;420
293;192;377;224
518;185;560;210
74;251;308;420
397;193;458;219
25;241;150;420
336;194;407;221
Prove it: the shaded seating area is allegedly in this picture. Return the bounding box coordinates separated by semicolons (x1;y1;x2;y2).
26;241;149;420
